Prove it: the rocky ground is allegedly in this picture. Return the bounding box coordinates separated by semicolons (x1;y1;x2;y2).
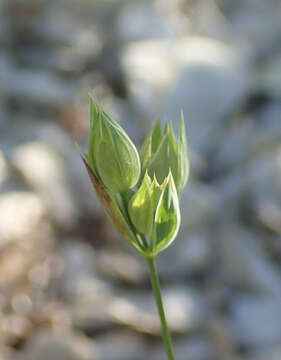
0;0;281;359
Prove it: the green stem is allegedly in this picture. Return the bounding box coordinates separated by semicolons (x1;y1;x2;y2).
147;257;175;360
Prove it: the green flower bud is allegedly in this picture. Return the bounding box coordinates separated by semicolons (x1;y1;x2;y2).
129;171;180;255
88;96;141;193
128;172;162;236
140;114;189;194
147;124;178;186
153;171;180;254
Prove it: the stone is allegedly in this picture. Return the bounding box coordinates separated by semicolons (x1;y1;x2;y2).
211;116;254;175
213;102;281;176
0;150;8;186
174;337;216;360
223;1;281;61
250;345;281;360
59;241;113;301
11;119;103;217
249;148;281;235
0;117;101;216
96;249;147;285
256;53;281;98
157;230;213;280
0;191;45;249
163;37;250;154
34;302;72;330
0;346;18;360
0;314;31;346
22;330;95;360
121;39;176;122
20;27;102;74
215;166;250;210
11;293;33;317
12;142;79;229
207;317;236;360
32;2;84;46
230;295;281;349
180;0;226;36
0;54;12;99
180;181;219;234
254;102;281;148
6;69;74;107
109;286;208;334
151;336;215;360
219;225;281;298
0;105;8;136
0;190;53;298
122;36;250;155
70;301;113;333
95;330;147;360
215;145;281;214
116;0;181;43
0;116;67;152
0;13;8;47
16;47;86;74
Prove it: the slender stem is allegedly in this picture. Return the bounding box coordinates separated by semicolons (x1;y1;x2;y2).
147;257;175;360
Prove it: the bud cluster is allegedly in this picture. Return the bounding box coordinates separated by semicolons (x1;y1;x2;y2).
82;96;189;258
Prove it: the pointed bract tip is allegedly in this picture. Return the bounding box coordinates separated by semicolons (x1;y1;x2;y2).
143;170;152;184
155;117;162;128
166;169;173;184
151;173;160;187
180;109;184;121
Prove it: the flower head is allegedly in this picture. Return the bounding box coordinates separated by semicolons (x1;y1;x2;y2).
81;97;189;257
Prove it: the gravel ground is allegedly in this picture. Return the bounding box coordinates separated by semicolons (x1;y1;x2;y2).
1;1;281;359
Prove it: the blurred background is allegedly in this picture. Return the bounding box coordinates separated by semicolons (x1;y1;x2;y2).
1;0;281;359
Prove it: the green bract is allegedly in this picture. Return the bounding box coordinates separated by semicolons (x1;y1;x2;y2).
140;114;189;194
88;96;141;193
153;172;180;254
129;172;162;237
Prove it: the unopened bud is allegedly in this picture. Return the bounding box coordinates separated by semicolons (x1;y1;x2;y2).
88;97;141;193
